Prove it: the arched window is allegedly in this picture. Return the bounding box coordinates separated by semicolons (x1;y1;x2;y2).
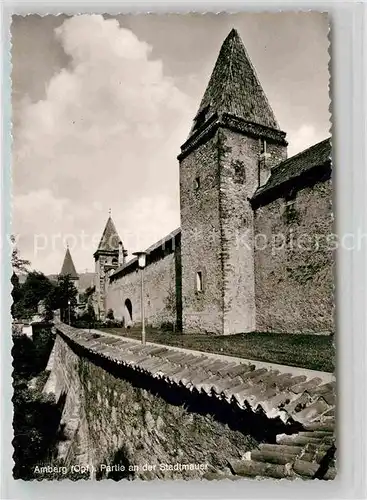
196;271;203;292
124;299;133;328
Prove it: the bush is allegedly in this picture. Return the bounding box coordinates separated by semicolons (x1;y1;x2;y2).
11;324;65;480
161;321;175;332
102;319;123;328
106;308;114;320
32;325;56;372
12;384;65;479
12;334;38;381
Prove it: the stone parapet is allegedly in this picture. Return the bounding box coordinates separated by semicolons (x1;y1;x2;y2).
51;322;336;480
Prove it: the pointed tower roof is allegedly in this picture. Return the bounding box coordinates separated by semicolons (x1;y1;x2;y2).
60;247;78;279
95;216;122;255
189;28;279;137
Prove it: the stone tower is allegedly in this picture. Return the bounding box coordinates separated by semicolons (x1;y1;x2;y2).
178;29;288;334
60;246;79;292
93;215;127;320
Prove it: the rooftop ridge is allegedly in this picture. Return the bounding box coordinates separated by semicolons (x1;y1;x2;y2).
272;137;331;172
252;136;332;204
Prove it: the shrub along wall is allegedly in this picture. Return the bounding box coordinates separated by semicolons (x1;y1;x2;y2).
12;329;62;480
31;323;55;372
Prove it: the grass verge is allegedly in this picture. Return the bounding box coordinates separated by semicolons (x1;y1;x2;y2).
99;327;334;373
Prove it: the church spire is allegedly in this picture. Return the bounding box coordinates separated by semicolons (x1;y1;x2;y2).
189;28;279;137
94;215;122;257
60;247;78;279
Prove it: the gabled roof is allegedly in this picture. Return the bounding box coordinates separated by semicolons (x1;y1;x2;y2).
189;28;279;138
252;137;332;204
95;216;121;255
60;248;78;279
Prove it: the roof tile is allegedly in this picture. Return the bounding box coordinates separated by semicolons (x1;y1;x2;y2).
251;449;299;465
226;363;255;378
292;459;319;478
95;216;121;254
55;322;336;481
188;28;280;140
253;138;331;200
293;399;331;424
290;377;323;394
228;459;291;479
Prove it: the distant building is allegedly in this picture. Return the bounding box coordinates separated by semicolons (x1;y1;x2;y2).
60;246;79;287
59;247;95;308
91;29;333;335
92;216;127;320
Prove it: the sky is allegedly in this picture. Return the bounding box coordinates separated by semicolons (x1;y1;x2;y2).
11;13;330;275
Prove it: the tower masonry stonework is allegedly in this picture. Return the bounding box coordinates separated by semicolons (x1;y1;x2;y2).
178;29;288;334
92;29;332;336
93;216;127;320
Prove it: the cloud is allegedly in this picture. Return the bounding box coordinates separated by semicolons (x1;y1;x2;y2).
120;195;180;256
13;15;194;273
286;124;327;157
12;189;73;272
12;188;180;274
12;15;329;274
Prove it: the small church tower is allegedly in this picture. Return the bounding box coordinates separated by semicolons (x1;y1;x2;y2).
93;214;127;320
59;246;79;291
178;29;288;334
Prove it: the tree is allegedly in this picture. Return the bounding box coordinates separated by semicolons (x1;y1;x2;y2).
11;272;23;319
86;304;96;322
11;271;54;320
11;235;30;273
85;285;95;297
22;272;54;312
11;238;31;319
50;275;78;324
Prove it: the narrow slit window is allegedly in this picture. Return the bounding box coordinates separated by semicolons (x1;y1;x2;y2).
260;138;267;155
196;271;203;292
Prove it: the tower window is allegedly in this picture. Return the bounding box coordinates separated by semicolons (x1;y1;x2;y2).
193;105;210;132
196;271;203;292
194;176;201;191
258;139;271;187
260;138;267;155
284;191;299;224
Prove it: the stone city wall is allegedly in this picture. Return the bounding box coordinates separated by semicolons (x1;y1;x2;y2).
253;179;334;334
45;327;260;479
42;324;336;480
105;252;178;329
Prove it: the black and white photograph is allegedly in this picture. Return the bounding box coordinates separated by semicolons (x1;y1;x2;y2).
10;12;335;481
